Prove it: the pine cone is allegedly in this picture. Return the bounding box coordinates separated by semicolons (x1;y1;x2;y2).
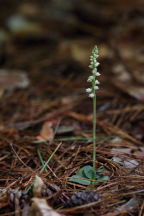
7;189;30;207
66;190;100;207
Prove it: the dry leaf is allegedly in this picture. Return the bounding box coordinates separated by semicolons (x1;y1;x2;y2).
111;148;139;168
0;70;29;92
56;125;74;135
28;198;62;216
123;159;139;169
104;198;138;216
111;148;131;155
112;155;139;169
33;175;45;197
116;198;138;212
37;121;54;141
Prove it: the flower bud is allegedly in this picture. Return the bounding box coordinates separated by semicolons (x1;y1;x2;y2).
89;93;95;98
96;72;100;76
87;76;93;82
94;86;99;90
95;80;100;84
86;88;92;93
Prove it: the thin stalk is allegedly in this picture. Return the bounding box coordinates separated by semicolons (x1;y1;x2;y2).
37;148;48;172
40;142;61;174
93;94;96;170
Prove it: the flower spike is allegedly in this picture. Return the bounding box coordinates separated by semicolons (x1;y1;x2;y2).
86;45;100;97
86;45;100;171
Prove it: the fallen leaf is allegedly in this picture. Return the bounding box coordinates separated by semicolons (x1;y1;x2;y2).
56;125;74;135
28;198;62;216
112;156;122;164
117;198;138;212
111;148;139;168
123;159;139;169
37;121;54;141
33;175;45;197
111;148;132;155
112;155;139;169
104;198;138;216
0;69;29;93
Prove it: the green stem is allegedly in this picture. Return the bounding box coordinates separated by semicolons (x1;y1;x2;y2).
40;142;61;174
93;94;96;171
37;148;48;172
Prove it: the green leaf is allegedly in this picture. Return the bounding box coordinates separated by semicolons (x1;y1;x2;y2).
83;165;96;179
69;175;91;186
97;175;109;181
77;165;96;179
77;167;87;178
96;168;105;173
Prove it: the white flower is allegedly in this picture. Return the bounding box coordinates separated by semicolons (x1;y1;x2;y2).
95;62;100;67
94;86;99;90
94;54;99;58
96;72;101;76
93;72;97;75
87;45;100;98
89;93;95;98
95;80;100;84
92;69;97;75
86;88;92;93
87;76;93;82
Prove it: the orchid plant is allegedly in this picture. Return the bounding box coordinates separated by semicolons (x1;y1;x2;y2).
86;45;100;170
69;46;109;186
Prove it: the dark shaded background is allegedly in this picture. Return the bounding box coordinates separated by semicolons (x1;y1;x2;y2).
0;0;143;85
0;0;144;138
